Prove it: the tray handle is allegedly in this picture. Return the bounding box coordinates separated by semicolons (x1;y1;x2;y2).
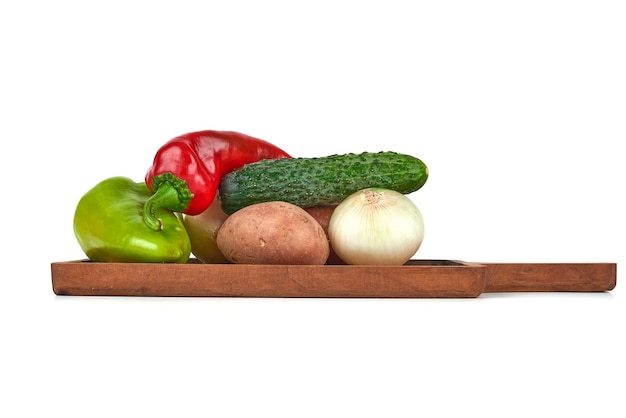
482;263;616;292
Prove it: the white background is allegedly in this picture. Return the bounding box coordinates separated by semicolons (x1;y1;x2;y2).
1;1;624;417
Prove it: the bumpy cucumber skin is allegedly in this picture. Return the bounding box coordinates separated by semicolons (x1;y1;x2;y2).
218;151;428;214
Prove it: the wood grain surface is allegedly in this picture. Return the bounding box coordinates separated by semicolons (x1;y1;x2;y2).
51;259;486;298
482;262;616;292
50;259;616;298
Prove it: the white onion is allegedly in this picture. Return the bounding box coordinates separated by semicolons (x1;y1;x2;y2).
328;188;425;265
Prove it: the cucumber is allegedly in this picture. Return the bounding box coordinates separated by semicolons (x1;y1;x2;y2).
218;151;428;214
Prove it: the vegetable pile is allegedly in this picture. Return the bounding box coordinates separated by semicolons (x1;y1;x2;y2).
73;129;429;266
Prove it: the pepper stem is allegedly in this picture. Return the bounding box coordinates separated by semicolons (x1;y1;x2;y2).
143;173;193;231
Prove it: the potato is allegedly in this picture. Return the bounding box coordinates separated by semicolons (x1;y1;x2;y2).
304;205;345;265
216;201;330;265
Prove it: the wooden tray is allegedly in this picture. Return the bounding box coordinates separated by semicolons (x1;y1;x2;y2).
50;259;616;298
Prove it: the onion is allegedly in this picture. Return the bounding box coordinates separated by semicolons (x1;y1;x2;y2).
183;197;230;263
328;188;425;265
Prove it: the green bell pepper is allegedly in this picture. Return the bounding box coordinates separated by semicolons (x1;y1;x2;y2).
74;176;191;263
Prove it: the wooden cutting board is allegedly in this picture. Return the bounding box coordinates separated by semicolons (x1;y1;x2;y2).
50;259;616;298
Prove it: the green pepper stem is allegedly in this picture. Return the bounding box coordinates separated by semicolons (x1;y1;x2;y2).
143;183;175;231
143;173;193;231
143;182;190;231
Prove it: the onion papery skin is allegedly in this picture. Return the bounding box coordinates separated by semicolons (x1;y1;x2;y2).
328;188;425;265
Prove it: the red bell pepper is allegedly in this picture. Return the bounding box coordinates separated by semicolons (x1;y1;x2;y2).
143;130;291;230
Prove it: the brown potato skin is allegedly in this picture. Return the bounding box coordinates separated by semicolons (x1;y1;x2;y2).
304;205;346;265
216;201;330;265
